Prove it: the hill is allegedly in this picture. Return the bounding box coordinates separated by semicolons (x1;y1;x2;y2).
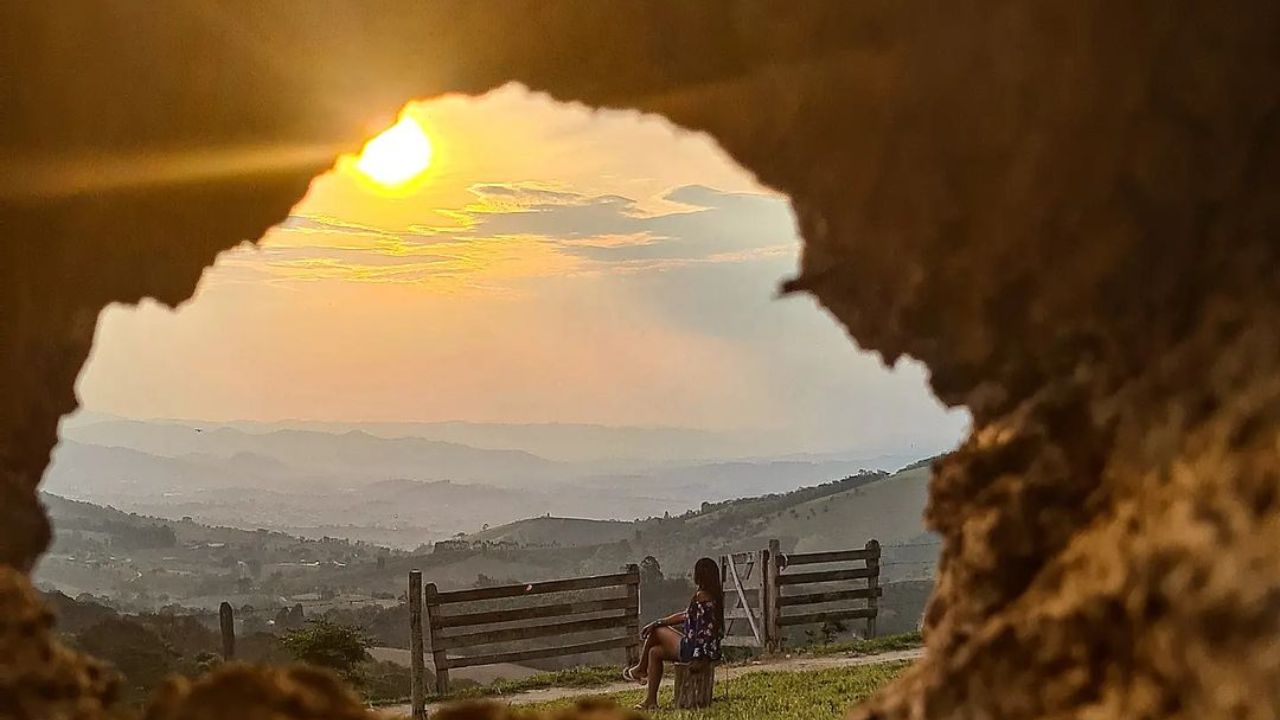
451;463;939;586
36;459;941;616
36;492;398;610
758;465;938;573
465;517;635;548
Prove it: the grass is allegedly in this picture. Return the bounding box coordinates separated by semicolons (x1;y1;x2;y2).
370;665;622;707
374;634;922;710
516;661;909;719
794;631;922;658
446;665;622;700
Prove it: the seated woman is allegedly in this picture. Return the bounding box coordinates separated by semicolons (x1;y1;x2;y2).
623;556;724;710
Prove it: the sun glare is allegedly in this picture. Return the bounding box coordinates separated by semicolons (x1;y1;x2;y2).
355;116;434;187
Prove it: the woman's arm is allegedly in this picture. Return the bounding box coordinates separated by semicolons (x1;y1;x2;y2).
641;611;688;636
659;611;688;626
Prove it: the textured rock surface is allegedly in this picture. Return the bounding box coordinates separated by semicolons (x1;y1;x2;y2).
0;568;118;718
2;1;1277;719
143;665;373;720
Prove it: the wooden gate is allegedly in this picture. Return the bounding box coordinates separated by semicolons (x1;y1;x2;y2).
721;538;883;652
719;549;768;648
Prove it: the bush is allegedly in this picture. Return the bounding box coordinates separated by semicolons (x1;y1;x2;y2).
357;658;420;704
280;619;371;683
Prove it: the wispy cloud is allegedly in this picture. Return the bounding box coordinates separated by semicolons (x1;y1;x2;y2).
213;184;796;290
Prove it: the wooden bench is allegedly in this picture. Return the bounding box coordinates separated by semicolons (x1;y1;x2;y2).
673;659;719;709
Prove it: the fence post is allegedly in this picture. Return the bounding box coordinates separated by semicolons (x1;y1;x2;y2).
865;539;881;638
425;582;450;696
766;539;781;653
624;563;641;667
218;601;235;660
409;570;426;720
758;547;770;650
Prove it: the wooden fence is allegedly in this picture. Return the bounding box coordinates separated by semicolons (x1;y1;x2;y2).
407;564;640;716
405;540;879;716
720;538;881;650
770;538;881;646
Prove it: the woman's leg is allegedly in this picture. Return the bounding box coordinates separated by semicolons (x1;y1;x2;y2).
641;627;682;708
631;627;663;678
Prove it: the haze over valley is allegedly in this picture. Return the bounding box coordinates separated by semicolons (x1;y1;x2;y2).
48;413;948;547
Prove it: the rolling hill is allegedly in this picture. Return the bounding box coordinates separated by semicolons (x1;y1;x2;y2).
760;464;933;550
455;462;940;584
465;517;635;548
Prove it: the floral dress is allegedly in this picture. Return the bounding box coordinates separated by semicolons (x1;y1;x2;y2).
679;597;722;662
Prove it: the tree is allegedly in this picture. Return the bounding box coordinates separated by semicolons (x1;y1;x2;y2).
280;619;371;682
639;555;664;585
75;616;186;703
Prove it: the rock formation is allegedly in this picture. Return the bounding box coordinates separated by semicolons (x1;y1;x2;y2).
2;2;1276;718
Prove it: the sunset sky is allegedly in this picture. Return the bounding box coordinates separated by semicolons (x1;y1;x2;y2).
75;84;967;458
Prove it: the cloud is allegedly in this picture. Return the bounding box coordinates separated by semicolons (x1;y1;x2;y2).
232;184;797;289
455;183;797;261
468;183;585;206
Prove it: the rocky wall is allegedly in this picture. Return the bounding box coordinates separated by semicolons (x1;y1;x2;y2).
2;2;1276;718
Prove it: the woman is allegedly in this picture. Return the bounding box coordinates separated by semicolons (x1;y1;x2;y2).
623;557;724;710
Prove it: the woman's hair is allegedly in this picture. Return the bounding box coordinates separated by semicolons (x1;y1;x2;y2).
693;557;725;638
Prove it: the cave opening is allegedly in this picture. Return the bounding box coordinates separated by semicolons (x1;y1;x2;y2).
37;83;964;706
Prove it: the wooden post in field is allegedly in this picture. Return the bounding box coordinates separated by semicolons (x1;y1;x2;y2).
409;570;426;720
218;601;235;660
758;546;771;651
865;539;881;638
766;539;781;653
425;582;450;696
624;563;641;668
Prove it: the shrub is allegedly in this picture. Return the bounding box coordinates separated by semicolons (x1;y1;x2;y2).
280;619;371;683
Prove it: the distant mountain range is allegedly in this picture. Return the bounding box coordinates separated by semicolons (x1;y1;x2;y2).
45;416;951;547
60;412;938;467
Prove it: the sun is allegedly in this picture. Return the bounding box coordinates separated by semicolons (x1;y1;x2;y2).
354;116;434;187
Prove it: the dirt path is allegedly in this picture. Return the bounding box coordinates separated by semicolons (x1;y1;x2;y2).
383;648;924;716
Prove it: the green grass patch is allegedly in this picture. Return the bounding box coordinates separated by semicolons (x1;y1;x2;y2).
517;662;909;719
370;665;623;707
437;665;622;702
796;631;922;658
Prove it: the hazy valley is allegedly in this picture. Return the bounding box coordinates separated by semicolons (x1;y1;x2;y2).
37;416;943;704
47;415;936;547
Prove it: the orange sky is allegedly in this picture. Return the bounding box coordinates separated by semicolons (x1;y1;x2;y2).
75;84;966;457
